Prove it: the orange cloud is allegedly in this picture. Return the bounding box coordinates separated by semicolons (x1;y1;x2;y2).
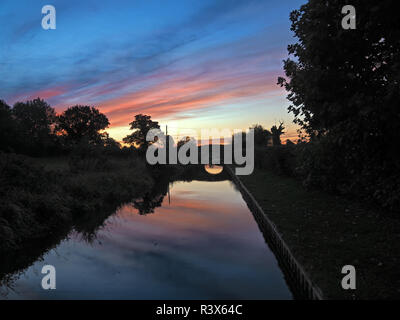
99;69;282;128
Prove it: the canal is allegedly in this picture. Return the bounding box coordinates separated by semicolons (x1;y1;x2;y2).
0;169;292;299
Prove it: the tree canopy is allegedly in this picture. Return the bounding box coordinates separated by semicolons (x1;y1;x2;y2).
270;122;285;146
0;100;16;152
123;114;160;151
250;124;271;147
278;0;400;210
58;105;110;145
278;0;399;144
12;98;57;155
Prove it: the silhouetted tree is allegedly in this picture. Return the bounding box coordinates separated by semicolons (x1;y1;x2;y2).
57;105;109;145
123;114;160;152
0;100;17;152
278;1;400;142
270;122;285;146
12;98;57;155
101;132;121;148
101;132;122;155
277;0;400;210
250;124;271;146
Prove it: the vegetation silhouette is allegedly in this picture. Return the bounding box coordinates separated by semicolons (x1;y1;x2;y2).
270;122;285;146
132;181;169;215
0;100;16;152
251;124;271;147
123;114;160;153
275;0;400;211
57;105;110;146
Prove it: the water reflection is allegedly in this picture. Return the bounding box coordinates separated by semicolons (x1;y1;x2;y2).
204;165;223;175
0;176;292;299
132;181;169;215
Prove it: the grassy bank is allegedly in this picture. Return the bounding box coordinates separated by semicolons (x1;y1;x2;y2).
239;168;400;299
0;153;155;253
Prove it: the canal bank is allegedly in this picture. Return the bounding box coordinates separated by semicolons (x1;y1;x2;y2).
227;166;400;300
225;166;323;300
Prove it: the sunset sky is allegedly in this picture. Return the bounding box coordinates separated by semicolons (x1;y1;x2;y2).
0;0;305;142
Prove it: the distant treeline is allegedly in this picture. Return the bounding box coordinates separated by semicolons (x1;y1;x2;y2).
0;98;124;157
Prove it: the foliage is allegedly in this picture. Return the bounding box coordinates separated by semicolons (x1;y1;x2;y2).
278;0;400;211
0;100;17;152
12;98;57;155
123;114;160;152
100;132;122;156
0;151;154;252
250;124;271;147
270;122;285;146
68;138;111;172
0;152;70;250
254;145;296;176
57;105;110;145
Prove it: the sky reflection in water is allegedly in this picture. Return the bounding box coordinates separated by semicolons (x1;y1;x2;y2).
1;180;292;299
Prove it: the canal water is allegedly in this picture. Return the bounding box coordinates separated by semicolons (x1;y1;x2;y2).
0;176;292;299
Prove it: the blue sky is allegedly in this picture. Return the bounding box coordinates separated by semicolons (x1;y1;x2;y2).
0;0;306;141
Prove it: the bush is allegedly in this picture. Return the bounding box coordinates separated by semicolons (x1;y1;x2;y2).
0;153;68;250
255;145;296;176
293;138;400;211
253;140;400;212
0;151;155;252
294;138;348;193
68;141;111;172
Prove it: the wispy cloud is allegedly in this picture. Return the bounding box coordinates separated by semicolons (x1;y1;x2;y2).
0;0;304;140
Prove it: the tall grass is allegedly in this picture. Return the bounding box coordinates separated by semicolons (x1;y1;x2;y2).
0;152;154;252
